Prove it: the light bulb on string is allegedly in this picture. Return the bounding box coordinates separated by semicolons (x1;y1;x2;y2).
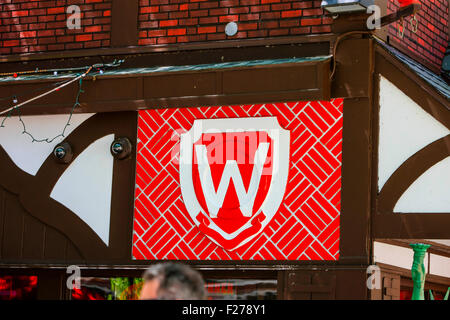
12;96;18;104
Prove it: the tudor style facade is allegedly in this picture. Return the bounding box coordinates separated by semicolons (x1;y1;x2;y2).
0;0;449;300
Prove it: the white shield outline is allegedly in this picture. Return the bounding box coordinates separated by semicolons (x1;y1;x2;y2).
179;116;290;251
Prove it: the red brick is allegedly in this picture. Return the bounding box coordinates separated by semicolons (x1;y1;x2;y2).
140;21;158;28
219;15;238;23
210;8;228;15
168;28;186;36
303;8;323;16
190;9;209;17
269;28;289;36
65;43;83;50
230;7;249;14
75;34;93;42
198;26;216;33
291;27;311;34
238;23;258;30
85;25;102;33
207;33;227;40
47;7;65;15
38;15;55;22
271;3;291;10
160;19;178;27
148;29;166;37
261;11;281;20
200;16;219;24
47;44;65;51
38;30;56;37
281;10;302;18
20;16;37;24
11;10;29;17
93;33;110;40
169;11;189;19
160;4;179;12
21;2;39;10
179;18;198;26
20;31;37;38
20;38;38;46
39;37;57;44
247;29;268;37
250;5;270;12
301;18;322;26
239;13;259;21
280;20;299;28
3;40;20;47
259;20;278;29
12;47;29;54
138;38;157;45
157;37;177;44
84;40;102;48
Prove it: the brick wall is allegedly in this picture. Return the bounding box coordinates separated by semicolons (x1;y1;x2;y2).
387;0;449;72
137;0;332;45
0;0;111;55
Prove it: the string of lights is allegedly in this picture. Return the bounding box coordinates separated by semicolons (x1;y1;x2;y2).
0;59;124;143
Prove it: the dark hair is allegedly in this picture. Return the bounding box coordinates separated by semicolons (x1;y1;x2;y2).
143;263;206;300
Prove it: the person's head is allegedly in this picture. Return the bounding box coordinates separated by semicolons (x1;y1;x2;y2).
140;263;206;300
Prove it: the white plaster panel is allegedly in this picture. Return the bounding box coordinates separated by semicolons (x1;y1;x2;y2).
373;241;429;273
426;240;450;246
378;76;450;191
429;254;450;278
50;134;114;246
0;113;94;175
394;157;450;213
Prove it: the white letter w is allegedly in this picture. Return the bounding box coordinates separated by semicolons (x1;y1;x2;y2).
195;143;269;218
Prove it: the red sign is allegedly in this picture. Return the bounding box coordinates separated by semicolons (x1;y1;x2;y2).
133;100;343;260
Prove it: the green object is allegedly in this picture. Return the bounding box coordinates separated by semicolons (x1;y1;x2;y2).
110;277;131;300
410;243;431;300
429;287;449;300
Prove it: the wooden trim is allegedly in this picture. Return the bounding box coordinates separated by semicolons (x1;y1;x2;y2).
375;45;450;107
377;135;450;212
376;239;450;259
0;34;334;64
339;97;372;264
380;4;421;27
373;214;450;239
371;45;450;239
377;262;450;287
111;0;138;47
0;112;137;262
0;59;332;116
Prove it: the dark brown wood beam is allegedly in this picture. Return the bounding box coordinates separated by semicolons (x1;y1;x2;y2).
0;59;332;116
380;3;421;27
111;0;139;47
0;35;334;64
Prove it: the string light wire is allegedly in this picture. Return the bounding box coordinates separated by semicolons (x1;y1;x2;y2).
0;66;93;143
0;66;92;117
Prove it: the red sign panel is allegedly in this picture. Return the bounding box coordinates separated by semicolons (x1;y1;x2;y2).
133;100;343;260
